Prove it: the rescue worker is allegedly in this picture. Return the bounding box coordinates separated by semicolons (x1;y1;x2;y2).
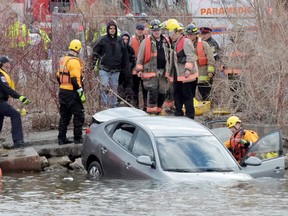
118;31;135;103
6;14;30;49
56;39;85;145
130;23;147;110
200;27;220;61
166;20;198;119
225;116;259;163
0;56;30;148
137;13;150;36
185;24;215;101
136;19;170;115
93;20;127;108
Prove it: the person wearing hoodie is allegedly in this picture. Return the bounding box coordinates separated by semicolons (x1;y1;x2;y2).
93;20;128;108
118;31;135;103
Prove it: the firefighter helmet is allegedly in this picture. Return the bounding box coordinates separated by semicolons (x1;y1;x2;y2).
69;39;82;52
226;116;242;129
149;19;162;31
185;24;199;35
165;20;183;32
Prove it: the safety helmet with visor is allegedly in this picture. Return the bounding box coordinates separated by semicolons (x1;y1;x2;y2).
149;19;162;31
185;24;199;35
226;116;242;129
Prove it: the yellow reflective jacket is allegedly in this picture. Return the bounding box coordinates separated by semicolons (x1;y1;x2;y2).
0;68;15;90
56;56;83;91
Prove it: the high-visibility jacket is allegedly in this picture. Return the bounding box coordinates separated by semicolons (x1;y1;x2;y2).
8;21;30;48
131;35;145;74
194;37;215;84
57;56;83;91
136;35;170;80
169;35;198;83
0;68;15;90
225;129;259;162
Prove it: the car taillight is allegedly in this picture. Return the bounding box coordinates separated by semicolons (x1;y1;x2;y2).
86;127;91;134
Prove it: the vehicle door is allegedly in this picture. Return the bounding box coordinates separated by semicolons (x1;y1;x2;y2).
99;122;136;179
119;128;158;180
241;130;285;178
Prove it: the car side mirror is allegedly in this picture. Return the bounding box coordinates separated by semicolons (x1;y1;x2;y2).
137;155;155;167
242;156;262;167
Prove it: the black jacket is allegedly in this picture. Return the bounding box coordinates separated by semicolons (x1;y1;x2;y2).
93;21;126;72
0;69;20;102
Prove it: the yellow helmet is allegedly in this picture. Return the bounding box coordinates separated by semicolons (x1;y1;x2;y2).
69;39;82;52
226;116;241;129
165;20;183;32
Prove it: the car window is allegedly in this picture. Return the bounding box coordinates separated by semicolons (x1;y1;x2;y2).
111;123;136;150
131;130;154;160
105;123;115;134
245;131;282;161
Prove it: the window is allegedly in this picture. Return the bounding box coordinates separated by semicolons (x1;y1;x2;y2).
112;123;135;150
132;130;154;160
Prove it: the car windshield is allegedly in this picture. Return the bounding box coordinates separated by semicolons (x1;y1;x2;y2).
156;136;239;173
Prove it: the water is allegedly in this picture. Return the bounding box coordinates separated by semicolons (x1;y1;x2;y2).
0;171;288;216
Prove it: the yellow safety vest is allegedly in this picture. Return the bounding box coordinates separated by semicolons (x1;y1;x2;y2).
0;68;15;90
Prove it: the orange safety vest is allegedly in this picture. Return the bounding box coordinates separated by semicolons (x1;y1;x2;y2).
172;36;197;83
131;35;146;75
196;38;207;66
137;36;169;79
57;56;82;90
229;129;258;162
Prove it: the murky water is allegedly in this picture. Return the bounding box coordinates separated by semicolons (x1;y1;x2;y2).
0;171;288;216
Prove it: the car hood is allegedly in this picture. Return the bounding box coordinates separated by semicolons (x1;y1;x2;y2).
164;172;252;182
93;107;148;123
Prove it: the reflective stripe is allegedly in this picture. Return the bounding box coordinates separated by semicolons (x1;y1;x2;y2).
147;106;162;113
132;70;137;75
198;75;211;81
177;71;199;83
136;64;144;71
163;100;174;108
142;72;157;79
151;52;157;57
185;62;194;70
224;69;242;75
207;65;215;73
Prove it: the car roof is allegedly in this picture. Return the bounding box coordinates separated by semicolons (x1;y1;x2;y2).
126;116;213;137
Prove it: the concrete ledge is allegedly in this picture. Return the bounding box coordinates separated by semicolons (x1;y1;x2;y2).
33;143;82;158
1;147;41;173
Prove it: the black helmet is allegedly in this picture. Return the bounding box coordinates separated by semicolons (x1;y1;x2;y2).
149;19;162;31
185;24;199;35
0;56;11;68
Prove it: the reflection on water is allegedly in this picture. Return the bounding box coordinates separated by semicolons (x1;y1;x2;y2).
0;171;288;216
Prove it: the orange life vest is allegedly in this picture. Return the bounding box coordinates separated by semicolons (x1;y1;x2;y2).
131;35;145;59
196;37;208;66
172;36;197;83
57;56;81;90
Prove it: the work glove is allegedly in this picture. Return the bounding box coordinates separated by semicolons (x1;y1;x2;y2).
77;88;86;103
240;139;251;147
19;96;30;105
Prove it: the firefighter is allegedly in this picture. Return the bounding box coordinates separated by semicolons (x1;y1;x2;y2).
199;27;221;61
136;19;170;115
165;20;198;119
185;24;215;101
225;116;259;163
130;23;147;110
0;56;30;148
56;39;85;145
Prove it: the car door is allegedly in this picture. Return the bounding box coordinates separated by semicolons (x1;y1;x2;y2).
119;128;158;180
99;122;136;179
241;130;285;178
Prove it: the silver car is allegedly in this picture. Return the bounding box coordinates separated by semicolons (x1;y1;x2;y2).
82;108;256;181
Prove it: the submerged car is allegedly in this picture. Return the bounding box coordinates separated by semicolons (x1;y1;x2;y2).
82;107;257;181
208;120;285;178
